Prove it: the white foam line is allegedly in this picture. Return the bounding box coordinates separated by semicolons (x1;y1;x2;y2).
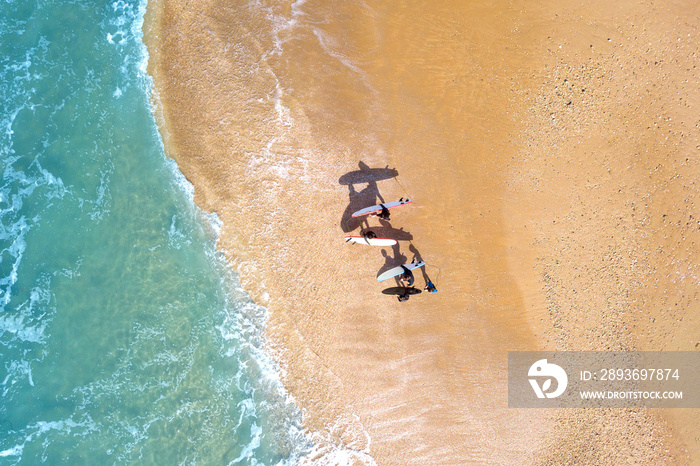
312;28;362;75
272;80;292;127
0;444;23;458
259;0;308;55
309;26;380;101
2;416;95;461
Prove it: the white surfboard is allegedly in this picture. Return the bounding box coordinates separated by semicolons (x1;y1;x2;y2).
376;261;426;282
345;236;397;246
351;198;412;218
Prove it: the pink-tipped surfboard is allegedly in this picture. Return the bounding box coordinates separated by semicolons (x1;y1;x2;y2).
344;236;397;247
376;261;425;282
351;198;412;218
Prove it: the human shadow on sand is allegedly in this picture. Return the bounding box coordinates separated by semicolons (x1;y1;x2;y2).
409;243;433;286
364;219;413;242
340;161;397;233
375;244;407;281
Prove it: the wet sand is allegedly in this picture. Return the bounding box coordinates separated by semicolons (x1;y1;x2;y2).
144;0;699;463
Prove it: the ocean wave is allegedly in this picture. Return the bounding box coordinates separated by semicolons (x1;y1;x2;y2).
0;416;98;464
105;0;151;94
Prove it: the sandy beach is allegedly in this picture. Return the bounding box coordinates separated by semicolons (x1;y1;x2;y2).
144;0;698;463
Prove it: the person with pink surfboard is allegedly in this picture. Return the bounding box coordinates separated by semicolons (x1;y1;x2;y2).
351;197;412;221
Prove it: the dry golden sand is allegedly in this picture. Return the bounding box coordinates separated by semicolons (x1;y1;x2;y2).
144;0;698;463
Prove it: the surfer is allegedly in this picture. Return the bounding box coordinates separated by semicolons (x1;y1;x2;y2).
363;230;377;240
376;204;390;220
425;280;438;293
399;265;415;287
397;287;422;302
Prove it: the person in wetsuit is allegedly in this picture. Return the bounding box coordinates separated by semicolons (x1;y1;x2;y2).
397;288;410;302
396;286;421;302
377;204;390;220
425;280;438;293
400;265;415;287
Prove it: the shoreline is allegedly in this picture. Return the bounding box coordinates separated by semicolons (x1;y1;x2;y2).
143;0;698;463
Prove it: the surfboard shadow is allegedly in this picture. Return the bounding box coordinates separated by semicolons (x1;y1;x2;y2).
338;161;398;185
382;287;421;296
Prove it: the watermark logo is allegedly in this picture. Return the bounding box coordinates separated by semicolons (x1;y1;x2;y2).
528;359;568;398
509;352;698;408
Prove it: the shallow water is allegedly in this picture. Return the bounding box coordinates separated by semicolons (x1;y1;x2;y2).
0;0;310;463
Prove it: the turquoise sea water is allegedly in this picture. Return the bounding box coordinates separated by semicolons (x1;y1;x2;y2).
0;0;309;463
